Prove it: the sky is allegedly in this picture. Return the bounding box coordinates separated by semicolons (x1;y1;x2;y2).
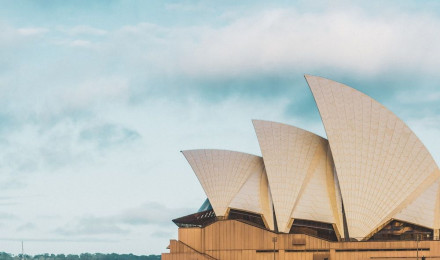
1;0;440;256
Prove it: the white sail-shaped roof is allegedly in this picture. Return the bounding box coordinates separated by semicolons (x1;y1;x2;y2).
182;149;270;219
306;75;440;239
395;179;440;229
230;167;274;230
292;144;344;238
253;120;342;234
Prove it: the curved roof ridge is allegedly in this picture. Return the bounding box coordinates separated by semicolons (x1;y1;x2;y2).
181;148;261;158
394;178;440;229
253;119;343;235
305;74;440;240
182;149;267;218
252;119;327;140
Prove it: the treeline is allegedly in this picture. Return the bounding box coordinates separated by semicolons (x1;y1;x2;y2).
0;253;160;260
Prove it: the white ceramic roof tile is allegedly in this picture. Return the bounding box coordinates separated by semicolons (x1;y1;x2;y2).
229;165;275;230
229;169;262;212
292;144;336;225
253;120;342;234
306;75;440;239
395;179;440;228
182;149;265;217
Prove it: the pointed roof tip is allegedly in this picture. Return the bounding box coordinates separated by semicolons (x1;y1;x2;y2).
307;74;440;238
304;74;319;84
252;119;266;128
304;74;325;82
305;74;335;79
181;149;197;156
181;150;196;154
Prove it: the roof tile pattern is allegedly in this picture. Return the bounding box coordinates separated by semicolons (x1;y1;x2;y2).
182;150;268;218
306;75;440;239
395;179;440;229
229;165;274;230
292;144;343;236
253;120;340;233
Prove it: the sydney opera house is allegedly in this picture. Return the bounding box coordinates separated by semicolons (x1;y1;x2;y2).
162;75;440;260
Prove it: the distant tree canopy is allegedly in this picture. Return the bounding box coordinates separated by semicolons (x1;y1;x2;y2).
0;253;160;260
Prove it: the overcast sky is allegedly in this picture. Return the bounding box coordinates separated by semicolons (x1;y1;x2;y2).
1;0;440;256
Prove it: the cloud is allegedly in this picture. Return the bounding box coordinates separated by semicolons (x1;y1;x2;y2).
0;237;117;243
0;196;15;200
53;202;194;238
79;123;140;148
17;27;49;36
63;25;107;36
16;222;37;232
0;212;19;221
55;216;129;236
0;195;25;206
164;2;209;12
151;230;173;238
4;8;440;124
62;77;130;109
176;9;440;78
69;39;93;47
116;202;195;226
17;8;433;111
0;24;46;52
0;179;27;190
51;38;97;48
